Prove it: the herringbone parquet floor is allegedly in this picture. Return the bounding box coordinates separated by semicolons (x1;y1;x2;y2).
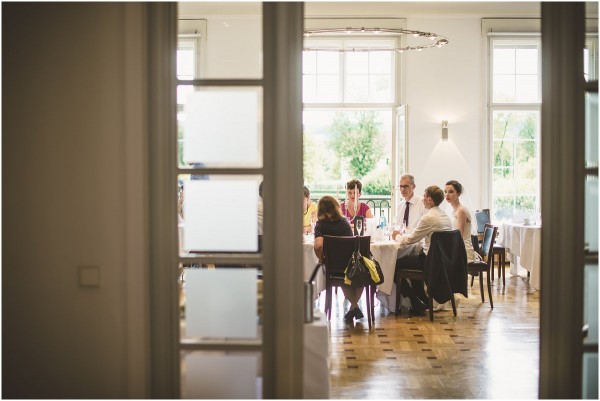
318;267;540;399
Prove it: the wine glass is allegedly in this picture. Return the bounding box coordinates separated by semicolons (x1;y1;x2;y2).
355;219;363;236
393;217;402;232
383;225;391;240
401;221;407;234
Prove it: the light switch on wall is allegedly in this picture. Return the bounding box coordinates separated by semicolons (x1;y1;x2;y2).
79;265;101;287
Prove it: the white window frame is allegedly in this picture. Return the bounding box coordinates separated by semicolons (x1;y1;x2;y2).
303;19;407;221
488;35;542;221
303;37;397;105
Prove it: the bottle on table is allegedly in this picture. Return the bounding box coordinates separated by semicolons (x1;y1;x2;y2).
379;210;387;229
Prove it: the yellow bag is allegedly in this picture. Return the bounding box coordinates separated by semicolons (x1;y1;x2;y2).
363;255;385;285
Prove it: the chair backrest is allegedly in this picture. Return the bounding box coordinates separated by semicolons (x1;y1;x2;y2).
429;230;467;265
425;230;468;301
474;209;491;234
471;234;481;256
479;224;498;261
323;235;370;274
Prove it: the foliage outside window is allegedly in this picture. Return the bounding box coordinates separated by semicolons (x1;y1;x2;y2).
490;39;541;221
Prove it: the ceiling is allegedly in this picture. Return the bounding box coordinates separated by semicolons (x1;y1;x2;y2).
179;2;597;19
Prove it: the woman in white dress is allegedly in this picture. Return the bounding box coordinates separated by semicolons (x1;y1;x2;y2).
444;180;481;263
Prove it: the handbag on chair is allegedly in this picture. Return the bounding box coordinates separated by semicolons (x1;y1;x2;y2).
344;236;385;287
344;236;372;287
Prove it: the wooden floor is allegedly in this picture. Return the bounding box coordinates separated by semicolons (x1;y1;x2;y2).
317;267;540;399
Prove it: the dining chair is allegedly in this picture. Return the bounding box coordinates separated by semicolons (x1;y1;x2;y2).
394;230;468;322
468;224;497;309
474;209;506;286
322;235;375;329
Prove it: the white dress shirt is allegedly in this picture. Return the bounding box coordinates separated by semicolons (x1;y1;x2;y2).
396;194;427;228
396;206;453;255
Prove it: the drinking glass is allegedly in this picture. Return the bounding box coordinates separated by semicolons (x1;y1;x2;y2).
401;221;407;234
383;225;391;240
355;219;363;236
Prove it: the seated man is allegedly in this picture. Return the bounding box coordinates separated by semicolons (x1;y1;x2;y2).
392;185;452;315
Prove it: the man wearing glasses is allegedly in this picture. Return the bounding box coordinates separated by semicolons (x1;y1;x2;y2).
397;174;427;229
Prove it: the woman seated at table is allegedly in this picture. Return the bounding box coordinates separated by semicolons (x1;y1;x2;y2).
313;195;365;322
303;186;318;234
444;180;481;263
340;179;373;222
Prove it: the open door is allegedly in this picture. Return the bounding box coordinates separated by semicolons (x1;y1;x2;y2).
391;104;408;222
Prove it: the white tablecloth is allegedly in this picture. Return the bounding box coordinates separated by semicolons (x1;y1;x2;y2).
497;222;542;290
302;237;421;309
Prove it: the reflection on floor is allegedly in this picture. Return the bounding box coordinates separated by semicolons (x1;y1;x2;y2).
319;267;540;399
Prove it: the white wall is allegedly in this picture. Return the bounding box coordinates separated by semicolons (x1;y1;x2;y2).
203;17;262;79
3;3;148;398
404;18;486;208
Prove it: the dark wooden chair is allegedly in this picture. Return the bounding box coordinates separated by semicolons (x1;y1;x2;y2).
468;224;497;308
474;209;506;286
394;230;468;321
322;235;375;329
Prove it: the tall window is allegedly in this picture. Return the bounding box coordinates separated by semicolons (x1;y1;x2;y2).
303;37;400;218
490;38;541;221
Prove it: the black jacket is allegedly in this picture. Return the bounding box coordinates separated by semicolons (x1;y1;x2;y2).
424;230;468;303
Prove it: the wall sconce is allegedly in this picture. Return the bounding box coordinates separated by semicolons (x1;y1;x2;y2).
441;120;448;141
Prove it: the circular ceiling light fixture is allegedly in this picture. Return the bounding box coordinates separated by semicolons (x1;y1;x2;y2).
303;27;449;53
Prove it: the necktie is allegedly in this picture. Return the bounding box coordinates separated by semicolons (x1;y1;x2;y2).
403;202;410;226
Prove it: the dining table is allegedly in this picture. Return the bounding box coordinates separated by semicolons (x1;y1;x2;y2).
302;234;422;310
497;222;542;290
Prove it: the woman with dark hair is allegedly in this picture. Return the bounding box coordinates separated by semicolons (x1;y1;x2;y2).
444;180;480;263
340;179;373;222
313;196;365;322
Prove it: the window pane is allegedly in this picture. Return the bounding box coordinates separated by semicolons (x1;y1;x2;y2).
492;110;540;220
515;48;538;74
493;140;513;167
179;86;263;168
316;75;340;102
494;48;515;74
303;74;317;103
181;176;261;253
345;75;368;102
182;351;261;398
184;269;258;339
493;195;515;221
369;52;392;74
493;167;515;193
346;52;369;74
515;75;539;102
370;75;392;102
303;51;317;74
317;51;340;75
514;111;539;139
493;75;516;103
515;195;536;211
491;40;541;222
177;48;195;80
515;141;537;164
493;111;515;140
303;110;392;200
